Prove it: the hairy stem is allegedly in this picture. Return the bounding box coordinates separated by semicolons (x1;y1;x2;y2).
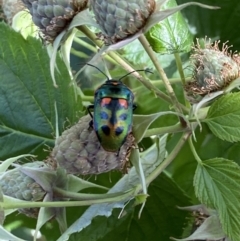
138;35;185;118
144;123;189;137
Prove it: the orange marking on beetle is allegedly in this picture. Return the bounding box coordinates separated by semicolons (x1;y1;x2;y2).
101;97;111;106
119;99;128;108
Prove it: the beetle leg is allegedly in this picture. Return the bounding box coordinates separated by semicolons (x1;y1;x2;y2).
116;148;120;157
89;119;93;129
87;105;94;118
87;105;94;130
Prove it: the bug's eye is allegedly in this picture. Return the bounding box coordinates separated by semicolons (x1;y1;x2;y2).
115;126;124;136
101;125;110;136
119;113;127;120
100;111;109;120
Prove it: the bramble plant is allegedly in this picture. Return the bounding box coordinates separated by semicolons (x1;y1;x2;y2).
0;0;240;241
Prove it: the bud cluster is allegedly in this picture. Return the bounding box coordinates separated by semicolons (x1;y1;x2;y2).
185;39;240;103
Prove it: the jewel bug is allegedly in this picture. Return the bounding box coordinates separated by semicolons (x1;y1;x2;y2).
87;64;150;153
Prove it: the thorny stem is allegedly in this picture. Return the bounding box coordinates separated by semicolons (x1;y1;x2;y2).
138;35;186;121
77;25;189;114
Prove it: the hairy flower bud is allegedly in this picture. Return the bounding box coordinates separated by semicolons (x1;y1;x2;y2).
185;39;240;103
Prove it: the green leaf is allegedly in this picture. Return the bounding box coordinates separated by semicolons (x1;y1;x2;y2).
0;154;34;173
66;173;192;241
223;142;240;165
12;11;38;39
57;135;168;241
130;148;147;217
67;174;109;193
35;195;60;240
122;39;192;80
203;93;240;142
169;127;212;203
0;23;83;160
123;39;177;69
176;0;240;49
174;214;226;240
146;0;193;54
0;183;4;225
130;148;147;194
0;225;25;241
194;158;240;241
133;112;187;143
50;9;99;86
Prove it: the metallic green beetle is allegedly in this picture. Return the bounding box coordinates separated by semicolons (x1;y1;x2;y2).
88;79;135;153
87;64;151;153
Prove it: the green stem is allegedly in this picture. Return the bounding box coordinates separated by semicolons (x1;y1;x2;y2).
73;37;97;53
73;37;117;65
174;52;191;108
77;25;103;48
195;106;209;120
81;95;94;102
188;136;202;164
144;123;188;137
77;25;189;114
108;51;189;113
174;53;186;85
138;35;184;117
150;76;191;86
108;52;175;104
134;132;192;193
70;48;89;59
1;190;135;210
53;187;127;201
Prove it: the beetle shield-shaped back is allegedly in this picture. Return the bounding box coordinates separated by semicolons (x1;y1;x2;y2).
93;80;134;152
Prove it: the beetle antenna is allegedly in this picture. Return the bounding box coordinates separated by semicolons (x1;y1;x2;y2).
85;63;110;80
118;69;153;81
